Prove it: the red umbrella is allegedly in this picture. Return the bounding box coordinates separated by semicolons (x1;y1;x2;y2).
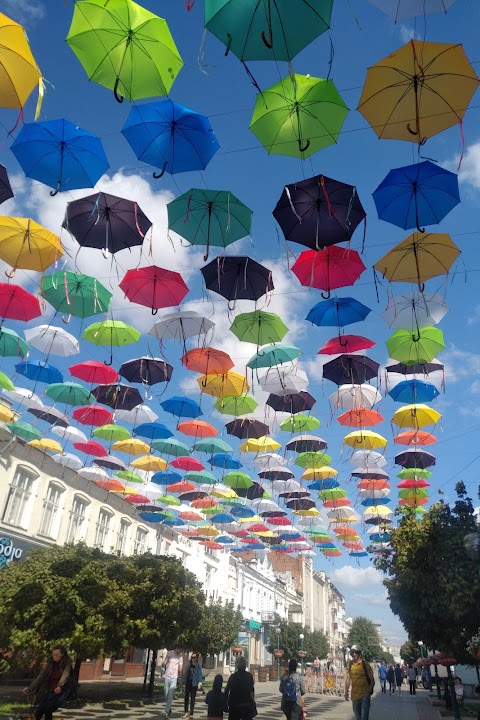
73;440;108;457
123;494;150;504
73;405;113;427
181;347;234;375
266;516;291;526
394;430;437;446
0;283;41;321
166;481;196;493
191;497;217;509
177;420;218;438
96;478;125;492
397;479;430;489
171;456;205;471
230;529;249;538
200;541;224;550
322;498;351;508
291;247;366;298
69;361;119;384
319;334;375;355
357;479;391;490
338;408;384;427
119;266;189;312
241;537;264;545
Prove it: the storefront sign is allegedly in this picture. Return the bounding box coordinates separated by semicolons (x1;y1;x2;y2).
249;619;261;631
0;537;24;567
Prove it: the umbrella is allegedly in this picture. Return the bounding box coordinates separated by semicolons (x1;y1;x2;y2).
24;325;79;358
178;420;217;438
52;453;83;471
198;372;249;398
329;384;382;410
83;320;141;365
120;266;189;312
391;404;441;429
385;360;444;379
0;165;13;206
181;348;233;375
119;357;173;386
0;370;13;391
150;311;215;346
322;354;380;385
92;384;143;411
115;404;159;425
386;327;445;365
250;74;348;158
350;450;387;468
93;455;127;471
45;382;93;407
240;437;281;453
111;439;151;456
306;297;371;327
160;396;202;419
266;391;316;414
226;419;270;439
15;361;63;385
167;188;252;261
202;256;274;303
116;471;144;485
247;343;301;370
11;119;109;196
171;456;205;471
6;420;42;441
204;0;332;62
41;271;112;320
252;453;286;469
131;455;168;472
374;233;460;291
151;471;182;486
258;467;294;481
319;335;375;355
395;430;437;446
369;0;455;21
28;406;68;428
230;310;288;347
52;425;87;443
397;468;431;479
73;405;118;427
0;283;41;322
0;11;42;113
151;438;191;457
279;415;320;433
337;408;384;427
388;379;440;404
28;438;63;454
373;160;460;232
209;454;242;470
67;0;183;102
295;451;331;468
63;192;152;255
214;394;258;416
286;435;328;453
122;100;219;177
3;387;45;411
382;292;448;333
0;217;62;275
93;424;131;442
343;431;387;450
258;368;308;396
292;247;365;298
69;361;119;385
133;423;172;441
73;440;107;457
395;449;436;468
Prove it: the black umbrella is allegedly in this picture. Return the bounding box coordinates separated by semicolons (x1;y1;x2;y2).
28;406;69;428
279;490;311;500
0;164;13;206
258;466;294;481
285;435;328;453
260;510;288;518
235;482;267;500
226;419;270;439
92;383;143;410
135;504;165;513
201;256;274;302
323;354;379;385
93;455;127;471
62;192;152;254
179;491;208;502
119;357;173;385
285;497;316;510
351;468;390;479
365;516;392;526
394;449;436;469
386;361;444;375
273;174;366;251
266;391;316;414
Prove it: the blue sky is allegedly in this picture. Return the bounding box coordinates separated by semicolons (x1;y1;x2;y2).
1;0;480;646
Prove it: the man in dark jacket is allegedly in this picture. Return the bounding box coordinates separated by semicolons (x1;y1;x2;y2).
23;645;74;720
224;657;255;720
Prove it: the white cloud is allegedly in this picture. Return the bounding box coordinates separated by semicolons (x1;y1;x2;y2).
448;140;480;190
398;25;416;43
441;345;480;384
329;565;383;590
467;305;480;326
354;589;389;606
2;0;45;24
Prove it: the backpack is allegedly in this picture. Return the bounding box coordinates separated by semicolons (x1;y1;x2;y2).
283;675;297;703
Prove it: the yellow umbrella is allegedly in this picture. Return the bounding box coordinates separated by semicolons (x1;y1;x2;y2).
210;486;238;499
358;40;479;141
196;525;220;537
111;439;151;456
0;217;63;276
198;371;249;398
293;508;320;517
301;466;338;481
0;12;43;116
28;438;63;453
329;515;358;524
131;455;167;471
250;529;275;537
391;404;442;429
343;430;388;450
239;436;281;452
0;404;16;422
238;514;262;523
114;485;137;495
363;506;392;517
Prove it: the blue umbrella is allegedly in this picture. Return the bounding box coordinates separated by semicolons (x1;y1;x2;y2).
308;478;340;491
11;119;109;196
373;160;460;232
306;297;371;327
361;497;392;507
122;100;220;178
163;518;185;526
349;551;368;557
230;506;256;518
216;535;235;544
15;361;63;384
369;532;391;542
138;512;167;523
160;396;202;419
133;422;173;441
208;453;242;470
388;379;440;404
211;513;235;524
150;471;182;486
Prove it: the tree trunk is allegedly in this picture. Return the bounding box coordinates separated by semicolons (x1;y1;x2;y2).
143;649;151;691
73;658;82;681
148;649;157;697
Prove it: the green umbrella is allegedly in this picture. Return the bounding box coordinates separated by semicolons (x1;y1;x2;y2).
247;343;300;370
157;494;181;506
6;421;42;441
397;468;432;480
167;188;252;262
83;320;141;365
45;382;93;406
250;74;348;158
386;326;445;366
319;488;347;501
202;503;224;515
280;415;320;433
115;470;144;484
41;271;112;319
398;488;428;499
295;451;332;468
214;394;258;417
193;438;233;453
303;525;330;536
94;424;131;442
0;371;14;391
0;327;29;358
67;0;183;102
184;470;217;484
223;471;253;489
151;438;190;457
230;310;288;345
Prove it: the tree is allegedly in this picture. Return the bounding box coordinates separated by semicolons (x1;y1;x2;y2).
347;617;383;662
400;639;422;665
375;483;480;662
190;600;243;660
266;618;330;663
304;630;330;662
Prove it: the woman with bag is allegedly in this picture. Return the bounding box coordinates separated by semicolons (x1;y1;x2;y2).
279;659;306;720
182;652;202;718
22;645;75;720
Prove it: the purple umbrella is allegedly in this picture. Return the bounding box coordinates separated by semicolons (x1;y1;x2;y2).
258;466;294;481
285;435;328;453
201;256;274;303
266;391;316;414
395;449;436;469
119;357;173;386
92;383;143;410
226;419;270;439
323;354;380;385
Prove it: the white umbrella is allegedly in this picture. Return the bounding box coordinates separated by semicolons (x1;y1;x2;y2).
3;387;44;409
52;425;87;443
78;467;109;481
116;404;158;425
327;507;359;521
382;292;448;330
350;450;387;468
358;488;390;499
250;498;280;513
252;452;287;468
259;368;308;395
150;311;215;342
368;0;455;23
52;453;83;471
298;549;316;557
329;384;382;410
272;479;302;495
24;325;80;356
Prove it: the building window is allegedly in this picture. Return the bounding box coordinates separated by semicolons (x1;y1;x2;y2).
38;483;63;539
94;509;112;550
134;527;148;554
2;466;37;528
116;519;130;556
66;495;89;544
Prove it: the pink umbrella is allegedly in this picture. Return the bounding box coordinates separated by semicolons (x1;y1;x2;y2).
120;266;189;312
171;456;205;471
291;247;366;299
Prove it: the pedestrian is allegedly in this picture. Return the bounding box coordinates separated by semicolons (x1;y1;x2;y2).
205;674;225;720
279;658;306;720
224;656;256;720
163;647;183;718
394;664;403;695
378;661;387;693
454;677;464;706
344;646;375;720
386;664;395;694
401;662;408;685
182;652;202;718
408;664;417;695
22;645;75;720
313;656;321;676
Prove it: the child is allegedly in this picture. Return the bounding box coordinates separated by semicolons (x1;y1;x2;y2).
205;674;224;720
454;677;464;705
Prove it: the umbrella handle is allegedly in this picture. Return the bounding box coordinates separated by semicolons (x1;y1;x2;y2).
50;180;61;197
114;78;124;104
418;282;425;293
321;290;331;300
151;308;158;315
61;314;72;325
4;268;15;279
104;354;113;366
416;222;425;233
261;28;273;49
338;335;348;347
298;138;310;153
407;118;419;136
412;330;421;342
153;161;167;179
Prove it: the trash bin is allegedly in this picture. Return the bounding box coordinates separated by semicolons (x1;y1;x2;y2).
258;667;268;682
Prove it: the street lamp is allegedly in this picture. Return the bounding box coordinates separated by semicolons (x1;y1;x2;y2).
274;627;283;681
418;641;424;659
464;532;480;562
298;633;306;676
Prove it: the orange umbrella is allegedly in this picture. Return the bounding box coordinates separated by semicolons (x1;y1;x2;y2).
167;480;196;493
323;498;351;508
357;479;391;491
337;408;384;427
333;526;358;537
342;541;364;551
96;478;125;492
123;494;150;503
177;419;218;437
399;497;428;506
191;497;217;509
394;430;437;446
179;510;203;521
199;541;224;550
181;347;234;374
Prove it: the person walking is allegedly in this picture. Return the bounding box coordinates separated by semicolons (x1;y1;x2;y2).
279;658;306;720
22;645;75;720
378;661;387;693
182;653;202;718
313;656;321;677
344;646;375;720
408;664;417;695
386;664;395;694
394;664;403;695
205;674;225;720
224;656;256;720
163;647;183;718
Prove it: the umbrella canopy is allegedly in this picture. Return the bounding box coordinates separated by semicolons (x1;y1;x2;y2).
250;74;348;158
161;396;202;419
83;320;141;364
258;367;309;396
28;406;68;428
52;425;87;443
111;439;151;456
382;292;448;332
323;354;380;385
29;438;63;454
214;394;258;416
0;165;13;206
119;357;173;386
150;310;215;345
120;266;189;311
386;326;445;365
286;435;328;453
52;453;84;471
230;310;288;346
0;11;42;112
45;382;93;406
198;372;249;398
92;384;143;411
395;448;436;468
0;217;62;274
306;297;371;327
6;420;41;442
133;423;172;441
0;283;41;322
16;361;63;385
116;404;159;425
292;247;365;297
122;99;219;177
24;325;79;357
182;347;233;375
247;343;300;370
178;420;217;438
0;370;13;391
279;415;320;433
11;119;109;195
67;0;183;101
63;192;152;254
202;256;274;303
131;455;168;471
388;379;440;404
329;383;382;410
70;361;119;386
151;438;191;457
266;391;316;414
73;440;107;457
41;271;112;319
93;455;127;471
394;430;437;446
318;334;375;355
343;430;387;450
209;454;242;470
226;419;270;439
391;404;442;429
93;424;131;442
167;188;252;261
337;409;384;427
295;451;331;468
369;0;455;21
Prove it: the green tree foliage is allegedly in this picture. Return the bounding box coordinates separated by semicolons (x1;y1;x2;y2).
400;639;423;665
266;618;330;663
304;629;330;662
382;651;395;665
190;600;243;659
347;617;383;662
375;483;480;662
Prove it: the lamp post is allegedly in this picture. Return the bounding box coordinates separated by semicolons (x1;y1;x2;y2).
418;641;424;659
464;531;480;564
298;633;306;676
274;627;283;681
